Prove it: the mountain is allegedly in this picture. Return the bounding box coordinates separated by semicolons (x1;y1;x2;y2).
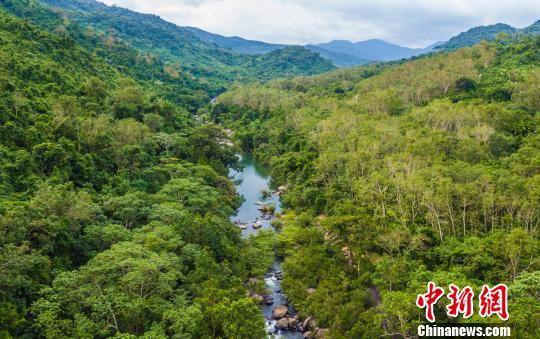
522;20;540;35
424;41;446;50
182;26;370;67
244;46;335;79
436;23;518;51
183;28;436;66
304;45;371;67
184;26;286;54
312;39;437;62
436;21;540;51
7;0;334;84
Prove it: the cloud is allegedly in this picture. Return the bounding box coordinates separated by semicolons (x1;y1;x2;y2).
100;0;540;47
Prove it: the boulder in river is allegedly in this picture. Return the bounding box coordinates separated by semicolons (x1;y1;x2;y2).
288;316;298;328
303;331;313;338
253;221;262;229
275;317;289;330
302;316;314;330
272;305;288;319
261;294;273;305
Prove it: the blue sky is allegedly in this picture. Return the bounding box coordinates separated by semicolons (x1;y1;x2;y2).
101;0;539;47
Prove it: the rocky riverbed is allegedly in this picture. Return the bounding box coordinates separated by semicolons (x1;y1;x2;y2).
229;154;305;338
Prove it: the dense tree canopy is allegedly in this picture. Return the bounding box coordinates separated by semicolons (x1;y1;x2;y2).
0;7;274;338
215;37;540;337
0;0;538;337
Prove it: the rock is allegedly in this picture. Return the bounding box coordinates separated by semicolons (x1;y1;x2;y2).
255;201;263;205
316;328;329;338
261;295;273;305
272;305;288;319
250;294;264;303
237;224;247;229
253;221;262;229
302;316;313;330
275;317;289;329
302;316;312;330
278;185;287;191
303;331;313;338
306;288;316;294
288;317;298;328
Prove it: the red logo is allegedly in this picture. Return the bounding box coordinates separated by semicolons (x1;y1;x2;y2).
416;282;445;322
479;284;509;321
416;282;509;322
446;284;474;318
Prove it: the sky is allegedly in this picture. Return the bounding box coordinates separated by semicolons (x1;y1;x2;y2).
100;0;540;48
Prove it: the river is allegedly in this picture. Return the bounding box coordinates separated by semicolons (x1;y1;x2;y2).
229;154;303;338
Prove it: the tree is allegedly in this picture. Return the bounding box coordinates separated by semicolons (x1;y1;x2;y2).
33;242;182;337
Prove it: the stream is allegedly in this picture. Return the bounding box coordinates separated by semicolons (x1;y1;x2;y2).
229;154;304;338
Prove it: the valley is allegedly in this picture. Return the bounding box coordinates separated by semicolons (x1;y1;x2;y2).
0;0;538;338
229;154;304;337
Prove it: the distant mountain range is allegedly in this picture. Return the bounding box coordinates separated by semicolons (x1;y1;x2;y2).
182;31;443;67
11;0;539;70
303;45;371;67
184;26;286;55
183;20;540;67
14;0;335;85
308;39;443;63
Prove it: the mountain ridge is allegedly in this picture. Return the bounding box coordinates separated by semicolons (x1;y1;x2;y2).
436;21;540;51
5;0;335;84
312;38;438;62
36;1;538;68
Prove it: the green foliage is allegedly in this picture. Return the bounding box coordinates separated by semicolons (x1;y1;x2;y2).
214;37;540;336
0;7;276;337
436;23;518;51
1;0;334;94
1;1;538;337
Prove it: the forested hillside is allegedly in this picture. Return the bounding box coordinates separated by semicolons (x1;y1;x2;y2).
4;0;334;84
184;26;287;55
0;0;538;337
437;21;540;51
214;37;540;337
0;7;279;337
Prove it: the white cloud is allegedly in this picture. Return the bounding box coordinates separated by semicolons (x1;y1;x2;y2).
100;0;540;47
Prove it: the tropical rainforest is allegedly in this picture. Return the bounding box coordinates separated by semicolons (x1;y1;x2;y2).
0;0;538;338
215;37;540;337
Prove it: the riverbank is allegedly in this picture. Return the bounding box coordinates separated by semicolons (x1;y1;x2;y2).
229;154;303;338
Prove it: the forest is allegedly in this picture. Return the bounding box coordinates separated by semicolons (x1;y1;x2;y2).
214;37;540;337
0;0;538;338
0;4;280;338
